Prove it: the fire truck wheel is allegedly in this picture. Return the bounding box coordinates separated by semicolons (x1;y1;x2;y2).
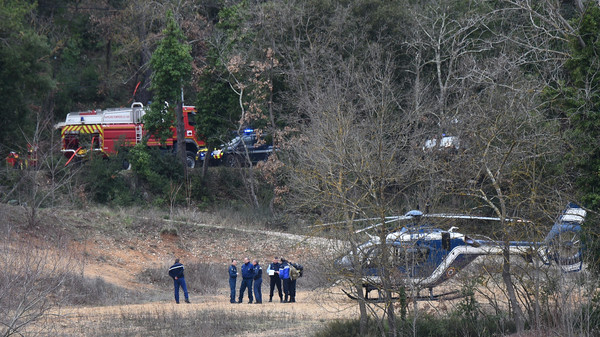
122;159;132;170
186;151;196;169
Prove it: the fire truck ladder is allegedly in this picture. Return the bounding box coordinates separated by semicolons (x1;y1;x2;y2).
135;124;143;144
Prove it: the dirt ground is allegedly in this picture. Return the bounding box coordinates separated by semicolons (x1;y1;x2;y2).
2;204;362;336
2;205;507;336
60;224;358;336
53;291;360;336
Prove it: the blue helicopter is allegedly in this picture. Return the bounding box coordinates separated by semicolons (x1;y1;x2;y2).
333;203;586;301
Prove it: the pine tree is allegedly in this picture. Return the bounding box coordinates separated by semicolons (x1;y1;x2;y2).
145;11;192;169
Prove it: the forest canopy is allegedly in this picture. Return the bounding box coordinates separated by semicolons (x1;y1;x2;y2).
1;0;600;213
3;1;600;336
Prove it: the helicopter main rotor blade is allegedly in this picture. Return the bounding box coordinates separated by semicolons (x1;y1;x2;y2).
423;214;530;223
310;212;530;232
309;216;413;229
355;217;409;233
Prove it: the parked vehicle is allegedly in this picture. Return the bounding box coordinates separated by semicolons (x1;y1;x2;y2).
208;128;274;166
57;102;206;168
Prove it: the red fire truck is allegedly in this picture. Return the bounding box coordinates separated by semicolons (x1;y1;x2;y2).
58;102;206;168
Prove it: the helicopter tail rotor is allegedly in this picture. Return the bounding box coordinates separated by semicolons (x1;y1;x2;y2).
543;204;585;272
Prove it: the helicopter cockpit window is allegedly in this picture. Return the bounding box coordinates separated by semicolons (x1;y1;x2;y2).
360;245;430;269
391;245;429;266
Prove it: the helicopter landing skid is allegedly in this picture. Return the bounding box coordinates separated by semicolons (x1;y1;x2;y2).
342;288;463;302
414;290;462;301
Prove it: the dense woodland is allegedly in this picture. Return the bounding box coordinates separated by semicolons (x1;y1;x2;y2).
3;0;600;336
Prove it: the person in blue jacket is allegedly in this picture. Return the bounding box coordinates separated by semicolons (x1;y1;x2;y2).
252;259;263;304
279;258;291;303
168;258;190;304
229;259;238;303
238;257;255;303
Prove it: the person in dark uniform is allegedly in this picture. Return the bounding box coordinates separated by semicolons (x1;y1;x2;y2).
168;258;190;304
279;258;291;303
229;259;238;303
252;259;263;304
238;257;255;303
267;256;282;302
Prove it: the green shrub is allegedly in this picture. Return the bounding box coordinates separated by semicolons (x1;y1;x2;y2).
202;166;245;200
160;227;178;236
129;144;152;177
80;155;135;206
128;145;183;194
79;144;191;206
315;312;516;337
314;319;380;337
188;170;214;207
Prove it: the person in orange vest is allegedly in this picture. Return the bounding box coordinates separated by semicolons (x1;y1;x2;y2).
26;144;38;168
6;151;19;168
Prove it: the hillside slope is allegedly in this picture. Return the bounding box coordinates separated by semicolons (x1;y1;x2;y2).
1;203;354;336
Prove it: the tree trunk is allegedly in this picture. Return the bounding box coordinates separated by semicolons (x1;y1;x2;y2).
379;225;397;336
502;244;524;332
245;165;260;209
385;289;397;337
355;283;369;335
534;257;540;330
137;25;152;105
201;150;209;178
348;236;369;335
176;101;187;178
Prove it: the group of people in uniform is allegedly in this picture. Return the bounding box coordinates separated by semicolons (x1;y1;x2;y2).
167;256;302;304
229;256;300;304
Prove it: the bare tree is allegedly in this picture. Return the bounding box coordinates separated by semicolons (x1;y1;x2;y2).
2;109;80;227
221;0;592;335
407;1;496;116
440;61;574;330
282;30;435;333
0;224;74;337
392;1;588;334
207;24;282;209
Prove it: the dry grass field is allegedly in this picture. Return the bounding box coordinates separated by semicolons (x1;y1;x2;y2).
0;203;361;336
3;203;595;336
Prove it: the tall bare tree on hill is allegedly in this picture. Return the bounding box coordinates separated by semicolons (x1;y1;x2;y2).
283;30;431;333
